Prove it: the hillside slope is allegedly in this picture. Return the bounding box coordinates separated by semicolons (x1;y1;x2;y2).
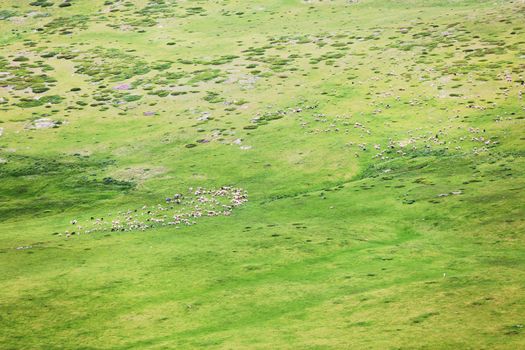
0;1;524;349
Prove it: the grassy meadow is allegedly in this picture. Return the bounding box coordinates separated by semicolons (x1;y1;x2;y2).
0;0;524;348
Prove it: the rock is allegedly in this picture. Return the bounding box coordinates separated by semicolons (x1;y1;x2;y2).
114;83;131;90
29;118;59;129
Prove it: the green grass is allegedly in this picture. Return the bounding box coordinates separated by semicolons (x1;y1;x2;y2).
0;0;524;349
